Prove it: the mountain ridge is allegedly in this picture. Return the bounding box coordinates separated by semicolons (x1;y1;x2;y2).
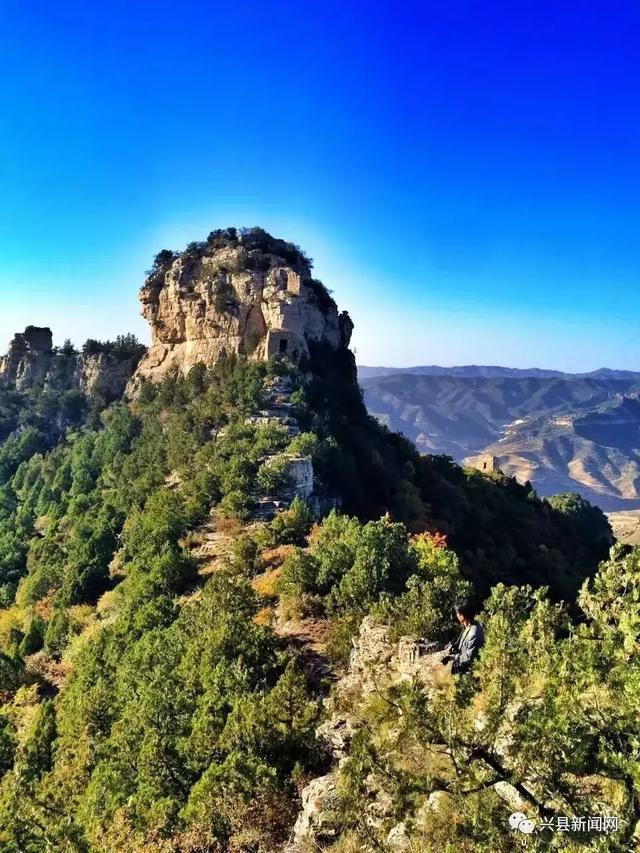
360;370;640;510
358;364;640;381
0;228;626;852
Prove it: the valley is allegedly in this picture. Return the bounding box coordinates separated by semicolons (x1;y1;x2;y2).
360;369;640;511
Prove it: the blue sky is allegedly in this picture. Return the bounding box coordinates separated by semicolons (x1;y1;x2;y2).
1;1;639;370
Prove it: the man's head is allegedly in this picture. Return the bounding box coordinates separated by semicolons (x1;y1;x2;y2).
454;598;477;626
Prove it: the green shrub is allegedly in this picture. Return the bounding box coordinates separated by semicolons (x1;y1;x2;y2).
278;550;318;599
230;535;261;576
44;609;70;657
0;713;15;773
325;612;361;664
0;652;21;694
18;616;46;656
256;456;291;496
269;497;313;546
287;432;319;457
81;334;146;362
289;388;307;408
218;490;253;521
21;699;57;781
213;275;237;313
254;423;290;456
377;532;472;641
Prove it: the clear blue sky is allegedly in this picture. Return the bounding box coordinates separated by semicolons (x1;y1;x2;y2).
1;1;639;370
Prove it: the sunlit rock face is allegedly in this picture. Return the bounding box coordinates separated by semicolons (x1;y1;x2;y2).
0;326;53;389
132;228;353;385
0;326;141;399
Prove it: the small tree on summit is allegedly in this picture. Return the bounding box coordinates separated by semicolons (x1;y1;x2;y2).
148;249;177;274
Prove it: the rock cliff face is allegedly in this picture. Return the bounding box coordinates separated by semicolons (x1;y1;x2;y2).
68;351;143;399
0;326;141;399
0;326;54;389
132;228;354;385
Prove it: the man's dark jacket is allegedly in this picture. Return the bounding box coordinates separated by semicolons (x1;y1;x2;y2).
451;622;485;673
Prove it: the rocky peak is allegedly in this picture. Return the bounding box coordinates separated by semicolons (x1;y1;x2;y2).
0;326;54;388
0;328;143;399
132;227;354;384
17;326;53;353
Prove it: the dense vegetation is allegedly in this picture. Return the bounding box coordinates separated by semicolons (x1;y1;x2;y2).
147;227;313;279
302;344;612;600
0;339;629;851
323;546;640;851
0;384;88;446
80;334;147;361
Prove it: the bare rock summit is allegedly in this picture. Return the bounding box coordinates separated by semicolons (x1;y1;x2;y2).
132;227;354;384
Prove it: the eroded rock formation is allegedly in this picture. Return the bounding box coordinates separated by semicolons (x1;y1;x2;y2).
70;351;144;399
287;617;446;851
287;616;534;851
1;229;355;402
0;326;53;389
0;327;142;399
132;228;354;384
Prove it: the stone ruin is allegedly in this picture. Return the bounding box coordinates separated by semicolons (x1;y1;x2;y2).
466;453;499;474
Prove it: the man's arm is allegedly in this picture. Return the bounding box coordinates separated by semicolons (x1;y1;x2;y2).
442;631;459;658
447;630;463;654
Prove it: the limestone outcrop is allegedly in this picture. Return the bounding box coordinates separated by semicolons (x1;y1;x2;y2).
288;617;538;851
0;327;142;399
287;617;446;851
132;228;354;385
0;326;54;389
70;351;144;399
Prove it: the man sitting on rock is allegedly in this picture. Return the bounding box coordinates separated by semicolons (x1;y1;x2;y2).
441;598;485;674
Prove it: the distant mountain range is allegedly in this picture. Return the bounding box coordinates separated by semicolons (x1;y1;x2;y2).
358;364;640;381
359;367;640;511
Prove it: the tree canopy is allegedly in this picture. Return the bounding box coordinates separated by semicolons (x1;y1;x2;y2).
0;349;630;851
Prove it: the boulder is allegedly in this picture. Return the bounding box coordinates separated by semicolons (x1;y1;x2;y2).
289;772;339;848
316;713;359;765
387;822;410;850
